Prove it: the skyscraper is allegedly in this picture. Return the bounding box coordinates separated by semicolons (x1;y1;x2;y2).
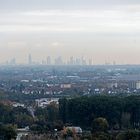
81;56;86;65
47;56;51;65
28;54;32;65
70;56;74;65
9;58;16;65
89;59;92;65
55;56;63;65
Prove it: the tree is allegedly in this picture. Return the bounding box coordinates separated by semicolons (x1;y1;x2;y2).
91;118;111;140
116;130;140;140
47;104;59;122
121;112;131;129
59;98;67;123
92;117;109;133
0;124;17;140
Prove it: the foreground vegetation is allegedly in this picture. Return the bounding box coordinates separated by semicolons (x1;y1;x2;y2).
0;94;140;139
59;95;140;130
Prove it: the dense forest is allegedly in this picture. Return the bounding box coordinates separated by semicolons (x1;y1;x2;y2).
59;95;140;130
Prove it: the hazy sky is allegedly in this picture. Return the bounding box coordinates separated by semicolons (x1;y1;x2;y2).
0;0;140;64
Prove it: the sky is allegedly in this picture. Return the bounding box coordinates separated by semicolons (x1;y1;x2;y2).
0;0;140;64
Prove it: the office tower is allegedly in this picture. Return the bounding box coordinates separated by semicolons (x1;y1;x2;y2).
28;54;32;65
55;56;63;65
81;56;86;65
75;58;81;65
10;58;16;65
113;61;116;65
42;60;46;65
89;59;92;65
70;56;74;65
47;56;51;65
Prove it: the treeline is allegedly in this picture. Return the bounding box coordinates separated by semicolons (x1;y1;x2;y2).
0;124;17;140
0;102;62;133
1;95;140;131
1;95;140;138
0;104;33;127
0;104;33;139
59;95;140;130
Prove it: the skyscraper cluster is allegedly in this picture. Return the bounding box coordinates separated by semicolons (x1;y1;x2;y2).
28;54;93;65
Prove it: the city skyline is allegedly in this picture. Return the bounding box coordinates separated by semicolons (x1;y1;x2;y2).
0;0;140;64
6;54;95;65
4;54;131;66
